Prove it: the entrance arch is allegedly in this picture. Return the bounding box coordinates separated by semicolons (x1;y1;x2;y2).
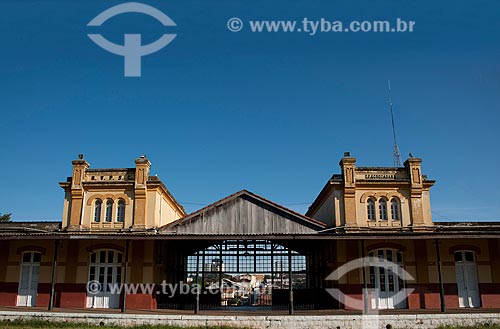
185;240;308;309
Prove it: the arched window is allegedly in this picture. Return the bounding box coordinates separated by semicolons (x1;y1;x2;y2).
367;198;376;221
105;200;113;222
116;199;125;222
379;198;388;221
390;198;401;221
94;199;102;223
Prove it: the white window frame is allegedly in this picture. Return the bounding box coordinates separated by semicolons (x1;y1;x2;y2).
105;200;113;223
116;199;125;223
454;250;480;308
367;198;376;221
94;199;102;223
368;248;406;309
390;198;401;221
378;198;388;221
17;251;41;307
87;249;123;309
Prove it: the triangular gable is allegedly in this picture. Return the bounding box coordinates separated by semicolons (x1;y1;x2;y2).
162;190;326;235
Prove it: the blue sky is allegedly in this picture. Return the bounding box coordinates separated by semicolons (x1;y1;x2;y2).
0;0;499;222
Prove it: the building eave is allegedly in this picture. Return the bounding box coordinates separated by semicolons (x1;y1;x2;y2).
146;177;187;217
2;230;500;240
305;178;335;218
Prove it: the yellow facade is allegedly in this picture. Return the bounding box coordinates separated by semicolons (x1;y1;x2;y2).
307;153;435;230
59;155;186;231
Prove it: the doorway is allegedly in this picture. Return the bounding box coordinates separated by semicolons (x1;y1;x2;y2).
17;252;41;307
454;250;480;308
86;249;122;308
368;249;406;309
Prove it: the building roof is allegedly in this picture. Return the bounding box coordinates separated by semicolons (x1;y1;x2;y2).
162;190;328;234
1;220;500;240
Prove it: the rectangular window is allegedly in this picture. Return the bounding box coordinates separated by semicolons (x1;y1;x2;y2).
388;269;395;292
396;251;403;263
23;253;31;263
387;250;393;262
465;252;474;262
89;266;95;281
379;267;386;291
379;206;387;220
99;250;106;263
369;266;375;288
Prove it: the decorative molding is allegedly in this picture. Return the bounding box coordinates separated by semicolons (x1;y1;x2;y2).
360;191;405;203
85;243;125;253
366;242;406;252
449;245;481;255
16;246;47;255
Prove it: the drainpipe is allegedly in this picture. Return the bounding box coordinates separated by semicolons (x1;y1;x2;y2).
219;243;223;297
48;239;60;311
195;252;200;314
288;247;294;315
435;239;446;312
121;240;130;313
361;240;368;313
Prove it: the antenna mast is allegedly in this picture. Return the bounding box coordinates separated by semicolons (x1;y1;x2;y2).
388;80;402;167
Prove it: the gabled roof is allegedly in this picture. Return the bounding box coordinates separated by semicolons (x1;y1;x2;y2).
162;190;327;235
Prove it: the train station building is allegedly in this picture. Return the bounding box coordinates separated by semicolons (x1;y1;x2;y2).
0;154;499;312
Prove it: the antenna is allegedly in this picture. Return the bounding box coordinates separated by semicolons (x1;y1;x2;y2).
388;80;402;167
